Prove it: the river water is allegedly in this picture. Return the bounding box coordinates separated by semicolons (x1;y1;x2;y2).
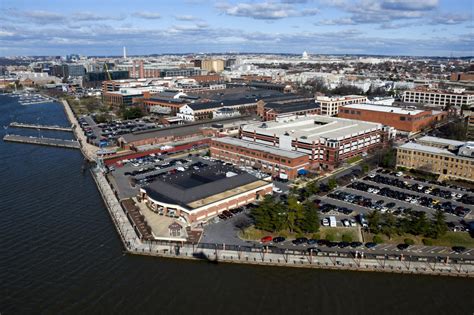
0;95;473;314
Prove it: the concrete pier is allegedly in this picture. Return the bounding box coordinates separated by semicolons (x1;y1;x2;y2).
9;122;73;132
3;134;80;149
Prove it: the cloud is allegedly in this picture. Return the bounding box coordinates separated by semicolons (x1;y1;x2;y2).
380;0;439;11
175;15;199;21
430;13;472;25
132;12;161;19
217;2;319;20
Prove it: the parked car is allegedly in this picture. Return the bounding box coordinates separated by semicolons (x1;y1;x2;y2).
397;243;409;250
261;236;273;243
365;242;377;248
273;236;286;243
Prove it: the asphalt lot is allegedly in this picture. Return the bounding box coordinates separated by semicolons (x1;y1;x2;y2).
201;212;252;246
109;154;215;199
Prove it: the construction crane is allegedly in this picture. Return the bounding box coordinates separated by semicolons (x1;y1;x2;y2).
103;63;112;81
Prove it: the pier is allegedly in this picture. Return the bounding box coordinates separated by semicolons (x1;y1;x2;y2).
9;122;73;132
3;134;80;149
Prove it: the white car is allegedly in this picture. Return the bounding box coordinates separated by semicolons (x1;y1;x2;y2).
342;219;350;227
368;173;376;178
350;219;357;227
272;187;283;193
396;172;403;177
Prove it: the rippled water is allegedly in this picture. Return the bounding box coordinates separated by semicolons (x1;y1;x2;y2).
0;95;473;314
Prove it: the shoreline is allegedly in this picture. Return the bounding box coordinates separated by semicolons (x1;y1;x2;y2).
90;167;474;278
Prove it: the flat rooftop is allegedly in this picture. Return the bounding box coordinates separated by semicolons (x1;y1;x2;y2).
213;137;307;159
399;142;456;155
241;115;382;142
144;164;269;210
417;136;465;147
341;103;424;115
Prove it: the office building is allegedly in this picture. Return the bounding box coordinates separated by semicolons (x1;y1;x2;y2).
316;95;367;116
338;103;447;134
210;137;309;180
403;89;474;108
240;115;391;170
397;137;474;182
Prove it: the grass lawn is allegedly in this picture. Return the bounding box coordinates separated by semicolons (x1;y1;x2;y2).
239;226;361;242
362;231;474;248
346;156;362;164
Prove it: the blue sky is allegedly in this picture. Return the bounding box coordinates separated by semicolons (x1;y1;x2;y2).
0;0;472;57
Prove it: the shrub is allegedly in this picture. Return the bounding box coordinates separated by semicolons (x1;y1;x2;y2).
404;238;415;245
342;233;353;243
422;238;433;246
373;234;384;244
326;233;337;242
312;233;320;240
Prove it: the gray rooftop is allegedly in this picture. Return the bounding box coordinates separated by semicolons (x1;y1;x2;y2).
213;137;307;159
417;136;465;147
399;142;456;155
241;115;383;142
144;164;265;209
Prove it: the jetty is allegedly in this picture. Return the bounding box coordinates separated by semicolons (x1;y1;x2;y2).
3;134;80;149
9;122;73;132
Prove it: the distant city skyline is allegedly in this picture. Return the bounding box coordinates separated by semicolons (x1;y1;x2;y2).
0;0;472;57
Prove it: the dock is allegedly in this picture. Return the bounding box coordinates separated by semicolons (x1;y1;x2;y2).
9;122;73;132
3;134;80;149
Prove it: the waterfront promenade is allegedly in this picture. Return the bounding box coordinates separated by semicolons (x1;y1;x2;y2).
90;167;474;277
61;99;97;161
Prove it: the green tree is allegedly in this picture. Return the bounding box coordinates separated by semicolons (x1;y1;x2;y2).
361;164;369;174
327;177;337;191
306;181;319;196
430;209;448;239
122;106;143;120
381;212;397;239
300;201;320;233
286;195;305;233
251;195;277;232
367;210;381;234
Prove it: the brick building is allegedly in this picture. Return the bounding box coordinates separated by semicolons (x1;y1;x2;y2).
338;104;447;134
240;115;391;170
397;138;474;182
139;164;273;225
210;137;310;179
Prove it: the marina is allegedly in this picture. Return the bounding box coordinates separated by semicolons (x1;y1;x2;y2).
9;121;73;132
3;134;80;149
8;92;53;105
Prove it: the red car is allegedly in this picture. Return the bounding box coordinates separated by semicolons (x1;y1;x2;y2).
260;236;273;243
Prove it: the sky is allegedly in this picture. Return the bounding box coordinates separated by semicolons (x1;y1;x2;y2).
0;0;473;57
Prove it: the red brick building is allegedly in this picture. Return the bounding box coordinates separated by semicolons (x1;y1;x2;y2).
210;137;310;179
338;104;447;134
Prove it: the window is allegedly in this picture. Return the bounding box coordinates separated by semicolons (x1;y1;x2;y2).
400;117;406;121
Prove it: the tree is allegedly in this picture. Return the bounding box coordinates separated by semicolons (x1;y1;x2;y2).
300;201;320;233
306;181;319;196
251;195;277;232
381;212;397;239
367;210;381;234
286;195;305;233
122;106;143;120
327;177;337;191
430;209;448;239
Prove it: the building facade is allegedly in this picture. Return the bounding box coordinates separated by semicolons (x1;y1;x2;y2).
240;115;390;170
397;139;474;182
338;104;447;134
403;89;474;108
316;95;367;116
210;137;310;179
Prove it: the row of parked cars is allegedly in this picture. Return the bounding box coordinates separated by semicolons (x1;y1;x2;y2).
260;236;371;249
350;181;471;217
217;208;245;220
367;173;473;205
